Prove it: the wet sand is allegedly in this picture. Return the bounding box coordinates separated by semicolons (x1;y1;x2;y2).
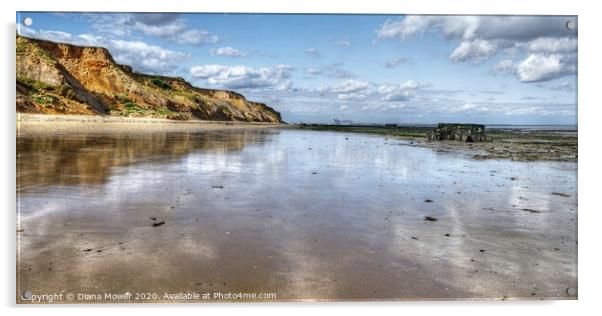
16;128;577;302
298;124;578;162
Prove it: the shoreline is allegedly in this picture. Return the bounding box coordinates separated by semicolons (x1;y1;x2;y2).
16;114;577;162
17;113;286;135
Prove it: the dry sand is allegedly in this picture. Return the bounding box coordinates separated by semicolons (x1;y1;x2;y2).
17;113;285;136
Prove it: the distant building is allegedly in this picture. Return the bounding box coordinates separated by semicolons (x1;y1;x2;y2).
333;119;353;125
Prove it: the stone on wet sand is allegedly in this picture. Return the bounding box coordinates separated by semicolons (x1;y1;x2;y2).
522;208;541;214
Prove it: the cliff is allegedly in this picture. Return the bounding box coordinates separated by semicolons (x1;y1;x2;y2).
16;35;283;123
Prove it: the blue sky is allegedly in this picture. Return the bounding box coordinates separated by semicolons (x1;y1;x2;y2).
16;12;577;124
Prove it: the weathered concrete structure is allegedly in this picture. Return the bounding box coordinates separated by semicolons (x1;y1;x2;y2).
427;123;488;142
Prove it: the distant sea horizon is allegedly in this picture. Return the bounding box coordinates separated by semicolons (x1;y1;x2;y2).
296;122;578;131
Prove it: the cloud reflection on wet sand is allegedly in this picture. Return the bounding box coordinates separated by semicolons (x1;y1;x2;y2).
17;129;577;301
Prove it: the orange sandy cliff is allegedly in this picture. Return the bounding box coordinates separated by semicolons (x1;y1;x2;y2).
16;35;283;123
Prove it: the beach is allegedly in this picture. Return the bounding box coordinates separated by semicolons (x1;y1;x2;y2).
17;123;577;302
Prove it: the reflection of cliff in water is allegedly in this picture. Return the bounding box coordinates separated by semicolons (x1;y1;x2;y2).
17;129;277;190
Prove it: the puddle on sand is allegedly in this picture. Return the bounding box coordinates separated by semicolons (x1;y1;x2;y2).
17;129;577;301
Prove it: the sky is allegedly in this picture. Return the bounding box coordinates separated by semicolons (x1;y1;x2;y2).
16;12;578;124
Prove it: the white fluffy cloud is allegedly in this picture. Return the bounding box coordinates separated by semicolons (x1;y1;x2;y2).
493;59;516;73
449;39;497;64
189;64;294;90
494;54;575;82
449;103;488;113
461;103;479;110
515;54;574;82
318;80;373;102
318;79;425;103
377;16;577;81
210;47;248;57
327;80;371;94
76;34;105;46
109;40;189;74
377;80;420;101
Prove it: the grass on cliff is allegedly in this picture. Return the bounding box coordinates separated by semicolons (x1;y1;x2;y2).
31;94;57;106
150;78;173;91
18;77;81;113
17;77;55;92
111;95;146;116
18;77;80;104
109;94;188;119
28;91;71;113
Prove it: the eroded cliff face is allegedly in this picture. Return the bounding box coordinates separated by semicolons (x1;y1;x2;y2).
16;36;283;123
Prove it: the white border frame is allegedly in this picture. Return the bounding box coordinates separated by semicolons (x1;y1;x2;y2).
2;0;600;314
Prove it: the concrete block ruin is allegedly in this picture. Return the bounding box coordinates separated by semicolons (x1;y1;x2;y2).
427;123;488;142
